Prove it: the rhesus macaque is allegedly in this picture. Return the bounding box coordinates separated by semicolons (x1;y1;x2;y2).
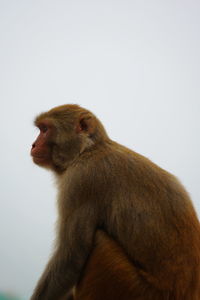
30;104;200;300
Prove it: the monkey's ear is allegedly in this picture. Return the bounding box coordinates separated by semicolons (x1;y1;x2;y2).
76;117;95;135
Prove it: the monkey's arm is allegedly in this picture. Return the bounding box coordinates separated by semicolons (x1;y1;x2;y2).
30;205;97;300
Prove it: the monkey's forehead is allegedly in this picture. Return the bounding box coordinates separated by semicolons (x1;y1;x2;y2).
34;104;93;126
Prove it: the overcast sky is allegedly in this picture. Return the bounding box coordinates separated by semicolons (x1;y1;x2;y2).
0;0;200;299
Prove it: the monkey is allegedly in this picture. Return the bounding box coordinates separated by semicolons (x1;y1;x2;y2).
30;104;200;300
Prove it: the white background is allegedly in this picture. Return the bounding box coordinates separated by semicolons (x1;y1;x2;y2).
0;0;200;299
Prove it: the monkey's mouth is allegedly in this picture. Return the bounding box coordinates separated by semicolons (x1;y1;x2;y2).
30;147;50;163
32;155;48;165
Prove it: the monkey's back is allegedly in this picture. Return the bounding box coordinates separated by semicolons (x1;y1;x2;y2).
87;141;200;295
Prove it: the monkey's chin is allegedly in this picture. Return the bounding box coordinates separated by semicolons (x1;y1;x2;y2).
32;156;50;166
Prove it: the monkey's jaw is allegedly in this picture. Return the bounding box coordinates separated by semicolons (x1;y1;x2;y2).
32;156;51;167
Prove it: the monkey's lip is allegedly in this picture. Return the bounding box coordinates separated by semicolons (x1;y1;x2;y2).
31;155;47;163
30;149;45;160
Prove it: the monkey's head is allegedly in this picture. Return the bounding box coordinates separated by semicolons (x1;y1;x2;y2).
31;104;108;173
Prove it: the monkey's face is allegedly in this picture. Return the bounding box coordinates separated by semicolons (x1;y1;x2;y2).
31;120;55;168
30;105;101;173
31;122;82;172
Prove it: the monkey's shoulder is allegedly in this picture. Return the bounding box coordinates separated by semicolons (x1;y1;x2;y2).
80;141;169;181
64;141;187;196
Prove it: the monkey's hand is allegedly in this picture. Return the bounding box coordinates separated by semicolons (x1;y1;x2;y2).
30;204;97;300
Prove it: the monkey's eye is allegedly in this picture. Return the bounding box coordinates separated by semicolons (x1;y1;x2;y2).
39;125;48;133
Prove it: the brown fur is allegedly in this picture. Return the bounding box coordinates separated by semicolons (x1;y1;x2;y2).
30;104;200;300
75;230;172;300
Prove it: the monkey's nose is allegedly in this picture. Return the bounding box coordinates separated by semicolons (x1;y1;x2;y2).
32;143;36;149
